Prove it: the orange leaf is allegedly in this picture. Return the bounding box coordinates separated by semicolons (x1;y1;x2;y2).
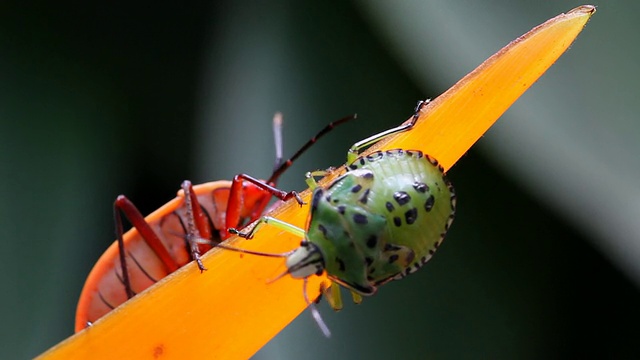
36;5;595;360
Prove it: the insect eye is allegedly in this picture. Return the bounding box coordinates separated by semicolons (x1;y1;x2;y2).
300;240;309;246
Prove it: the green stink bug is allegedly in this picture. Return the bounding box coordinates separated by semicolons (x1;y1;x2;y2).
228;100;456;333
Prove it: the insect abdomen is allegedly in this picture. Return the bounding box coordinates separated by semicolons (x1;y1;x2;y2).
354;150;456;279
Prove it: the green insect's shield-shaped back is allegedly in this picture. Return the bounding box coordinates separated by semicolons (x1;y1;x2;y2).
306;149;456;296
307;169;387;295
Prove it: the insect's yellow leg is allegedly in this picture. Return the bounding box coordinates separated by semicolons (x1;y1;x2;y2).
321;281;344;311
305;170;331;190
346;100;429;163
230;216;305;239
350;290;363;305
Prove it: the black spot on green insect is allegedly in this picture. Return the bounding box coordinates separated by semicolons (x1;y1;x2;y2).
365;257;374;266
424;195;435;212
393;217;402;227
384;244;401;251
413;182;428;193
336;257;345;271
404;208;418;225
386;149;403;157
394;191;411;206
318;224;327;237
337;205;346;215
358;189;370;204
351;184;362;193
367;151;384;162
388;254;399;264
385;201;395;212
366;235;377;248
353;213;368;225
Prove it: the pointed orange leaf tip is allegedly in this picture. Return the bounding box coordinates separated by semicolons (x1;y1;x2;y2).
37;5;595;360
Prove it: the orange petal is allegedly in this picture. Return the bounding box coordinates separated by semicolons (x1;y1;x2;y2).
36;5;595;360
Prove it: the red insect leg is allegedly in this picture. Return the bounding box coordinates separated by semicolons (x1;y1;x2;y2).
113;181;212;297
180;180;210;271
224;174;303;236
114;196;181;299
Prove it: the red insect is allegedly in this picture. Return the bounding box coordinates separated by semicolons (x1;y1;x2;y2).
74;113;355;332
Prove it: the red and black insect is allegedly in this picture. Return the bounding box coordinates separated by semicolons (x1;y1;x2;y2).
74;113;355;332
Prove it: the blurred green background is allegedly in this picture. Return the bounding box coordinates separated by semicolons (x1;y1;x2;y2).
1;2;638;359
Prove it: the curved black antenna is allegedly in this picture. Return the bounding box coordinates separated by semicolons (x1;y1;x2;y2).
267;114;358;184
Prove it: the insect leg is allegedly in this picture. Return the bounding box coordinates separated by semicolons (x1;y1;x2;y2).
229;215;305;240
305;169;332;190
225;174;304;236
346;99;429;163
113;201;134;299
181;180;210;272
114;196;181;298
349;290;363;305
320;281;344;311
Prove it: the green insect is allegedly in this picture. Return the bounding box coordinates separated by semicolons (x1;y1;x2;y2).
227;100;456;334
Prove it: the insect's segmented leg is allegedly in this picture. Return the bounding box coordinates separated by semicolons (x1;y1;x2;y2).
113;201;134;299
181;180;208;272
346;99;429;164
114;195;181;298
225;174;304;236
305;169;332;190
229;215;305;240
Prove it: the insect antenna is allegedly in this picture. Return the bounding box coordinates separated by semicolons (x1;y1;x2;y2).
267;113;357;185
303;278;331;338
189;235;294;258
192;234;331;336
272;112;284;172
